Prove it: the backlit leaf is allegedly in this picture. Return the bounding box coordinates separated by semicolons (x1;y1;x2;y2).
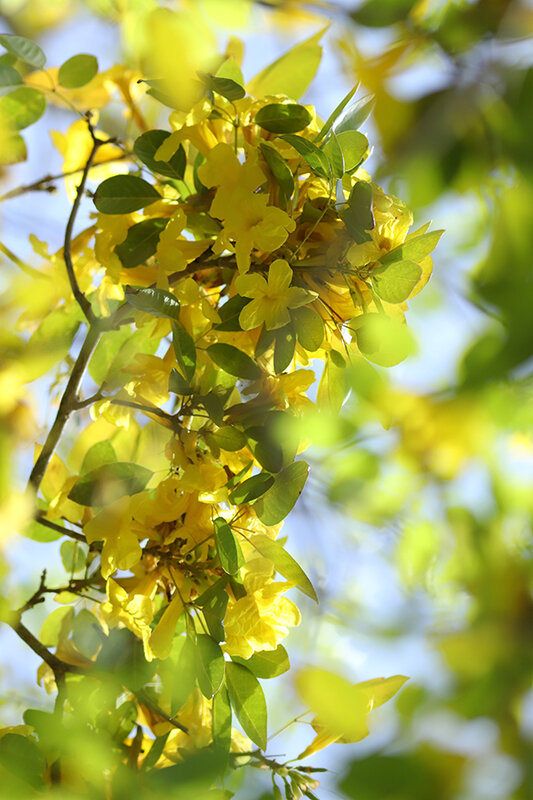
260;142;294;206
292;306;324;351
225;662;267;749
126;287;180;320
195;634;225;698
172;322;196;382
207;343;262;380
372;259;422;303
250;532;317;602
229;472;274;505
380;229;444;265
58;54;98;88
0;64;21;86
214;517;244;575
336;130;368;172
341;181;374;243
133;129;186;179
280;133;330;178
247;28;324;100
274;323;296;373
231;645;290;679
80;440;117;475
0;87;45;130
212;684;232;754
0;34;45;68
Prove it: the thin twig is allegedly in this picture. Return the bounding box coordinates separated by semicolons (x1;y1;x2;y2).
28;323;102;493
35;516;86;543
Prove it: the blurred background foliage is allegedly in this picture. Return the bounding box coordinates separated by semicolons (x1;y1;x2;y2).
0;0;532;798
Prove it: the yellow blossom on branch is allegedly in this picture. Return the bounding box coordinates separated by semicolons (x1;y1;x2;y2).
235;258;316;330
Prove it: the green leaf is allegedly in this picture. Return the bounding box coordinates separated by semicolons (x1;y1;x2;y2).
225;460;253;490
125;286;180;320
260;143;294;206
210;426;247;451
68;462;153;506
274;323;296;374
292;306;324;351
0;131;26;165
202;589;229;644
171;636;197;713
330;349;346;369
80;440;117;475
336;130;368;172
380;229;444;265
214;294;251;332
231;645;290;679
216;57;244;88
342;181;374;243
60;540;86;574
212;684;232;754
0;63;21;87
141;732;170;771
71;609;103;658
195;634;225;698
0;34;46;69
172;322;196;382
250;532;317;602
201;72;245;101
199;391;225;426
315;84;358;142
88;326;131;385
225;662;267;749
214;517;244;576
255;103;312;134
280;133;330;178
114;218;168;268
247;28;324;100
322;131;344;179
317;351;346;411
0;87;45;130
372;259;422;304
207;343;261;381
93;175;160;214
229;472;274;505
354;312;415;367
351;0;417;27
133;129;186;179
334;95;375;134
169;368;193;395
58;54;98;88
253;461;309;527
21;515;61;543
0;733;45;789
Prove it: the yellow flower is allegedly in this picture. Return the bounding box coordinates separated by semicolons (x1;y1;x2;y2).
224;556;301;659
346;184;413;268
198;143;265;220
221;197;296;274
235;259;316;330
84;496;142;579
101;578;154;659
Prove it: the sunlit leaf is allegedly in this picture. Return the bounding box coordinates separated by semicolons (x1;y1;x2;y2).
0;87;45;130
372;259;422;303
250;532;317;602
380;229;444;265
225;662;267;749
172;322;196;382
231;645;290;679
253;461;310;527
212;684;232;754
280;133;330;178
68;462;153;506
255;103;312;134
247;28;324;100
207;343;262;380
0;34;46;68
195;634;225;698
229;472;274;505
58;54;98;88
214;517;244;575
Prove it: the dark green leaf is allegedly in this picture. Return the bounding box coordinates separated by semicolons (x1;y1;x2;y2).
372;259;422;303
380;230;444;265
274;323;296;373
260;142;294;206
0;64;21;86
212;684;232;754
210;426;247;451
93;175;160;214
68;462;153;506
207;343;262;380
341;181;374;243
172;322;196;382
280;133;330;179
201;72;245;101
58;54;98;88
199;391;225;426
202;589;228;644
215;294;251;332
195;634;225;698
292;306;323;351
225;662;267;749
336;130;368;172
255;103;312;134
255;325;276;357
229;472;274;505
133;129;186;179
0;87;45;130
125;286;180;319
250;532;317;602
141;732;170;771
322;131;344;179
81;440;117;474
231;645;290;678
253;460;309;526
0;34;46;68
115;218;168;268
169;368;193;395
60;541;86;574
351;0;417;27
225;460;253;490
330;349;346;368
214;517;244;575
334;95;375;134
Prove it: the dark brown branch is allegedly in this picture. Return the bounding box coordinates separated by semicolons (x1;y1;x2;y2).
35;516;86;543
28;323;102;493
10;621;87;677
